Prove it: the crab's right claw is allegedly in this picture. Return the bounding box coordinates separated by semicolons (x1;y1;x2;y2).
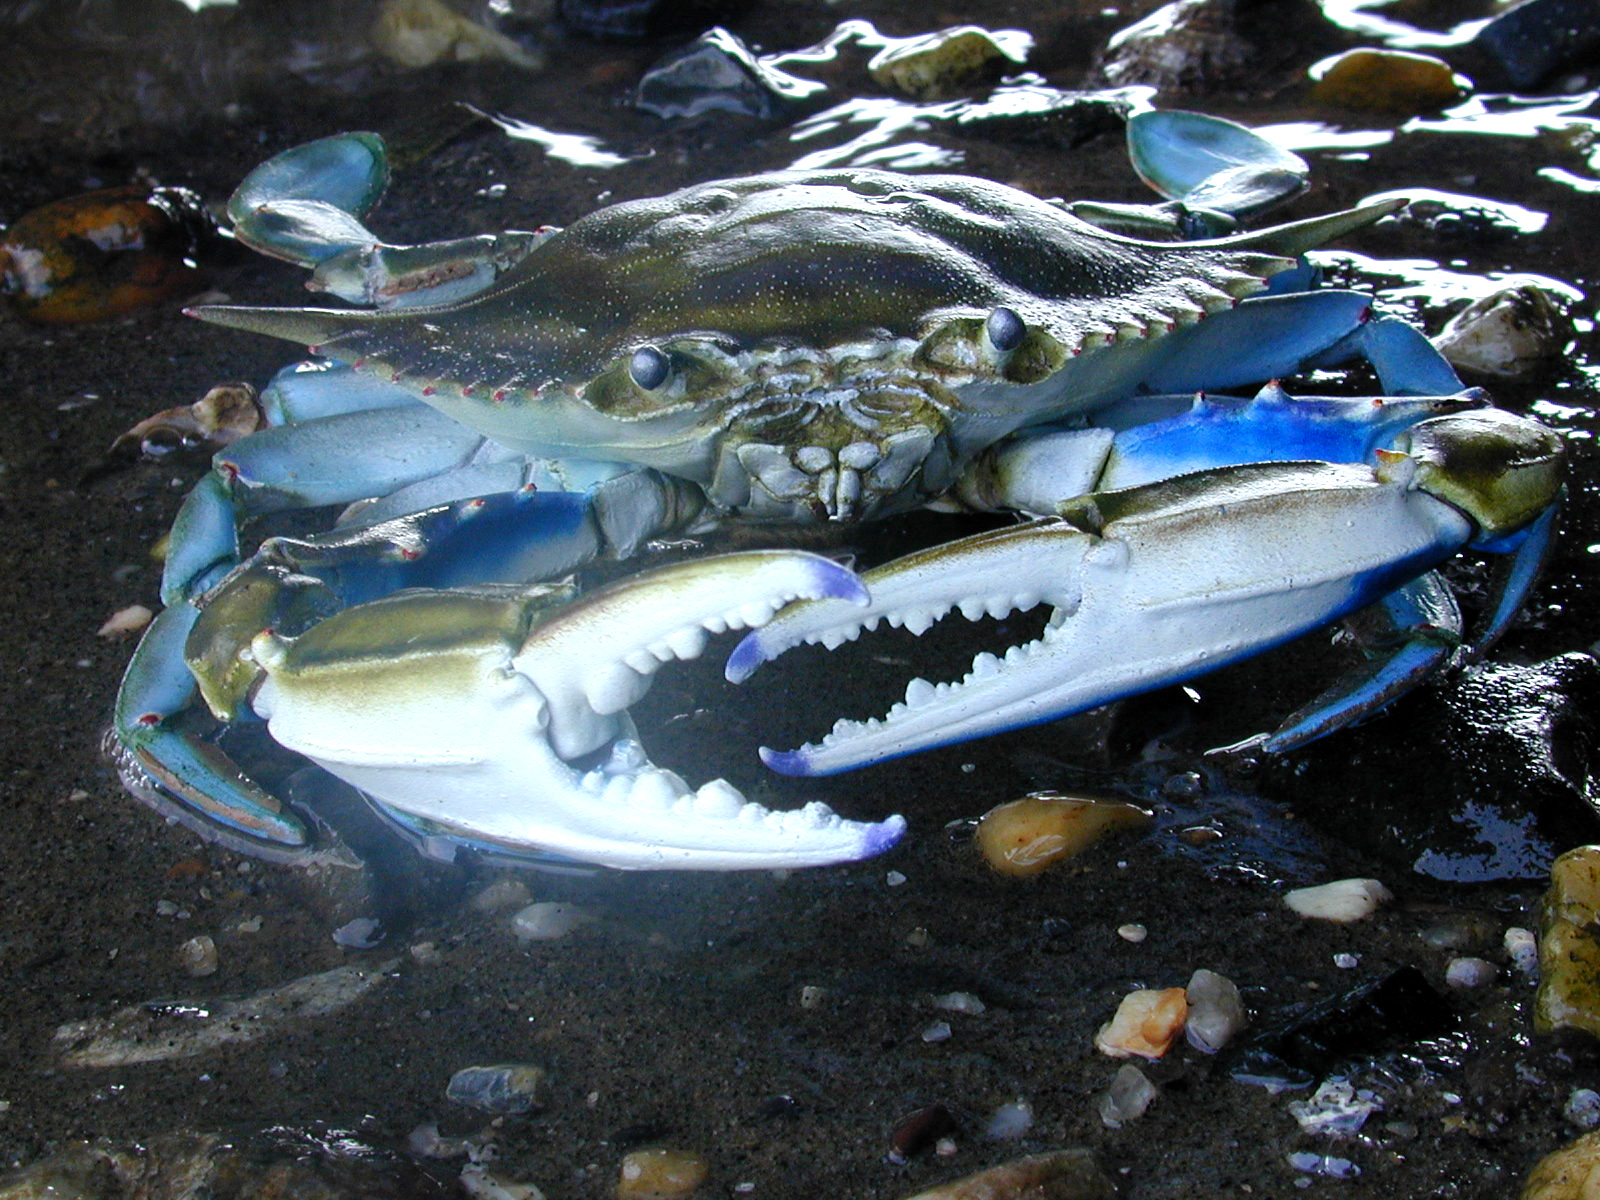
247;550;903;871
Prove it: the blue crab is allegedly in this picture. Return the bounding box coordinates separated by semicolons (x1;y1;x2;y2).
112;114;1564;871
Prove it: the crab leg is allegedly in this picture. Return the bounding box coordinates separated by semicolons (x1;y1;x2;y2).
245;552;899;870
734;410;1564;775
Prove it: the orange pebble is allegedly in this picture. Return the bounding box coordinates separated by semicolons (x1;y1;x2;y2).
975;792;1151;877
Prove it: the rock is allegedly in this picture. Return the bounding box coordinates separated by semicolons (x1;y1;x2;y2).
446;1064;550;1115
1185;968;1247;1052
471;878;532;913
932;991;985;1015
369;0;543;70
1538;846;1600;1036
333;917;386;949
1472;0;1600;90
0;1126;452;1199
177;935;218;977
946;86;1132;152
1096;1063;1158;1127
975;793;1152;877
1523;1129;1600;1199
459;1163;546;1199
1566;1088;1600;1130
1117;923;1148;943
1434;284;1573;377
1287;1078;1383;1134
97;604;153;639
895;1149;1115;1199
982;1099;1034;1140
1094;987;1188;1059
1509;927;1541;977
615;1147;708;1199
1309;49;1464;113
634;27;825;121
867;26;1026;100
1284;878;1391;922
1444;957;1498;989
53;960;397;1067
510;901;592;941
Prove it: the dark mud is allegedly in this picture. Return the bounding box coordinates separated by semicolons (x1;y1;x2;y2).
2;1;1600;1196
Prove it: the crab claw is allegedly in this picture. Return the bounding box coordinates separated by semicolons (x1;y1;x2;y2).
247;550;903;870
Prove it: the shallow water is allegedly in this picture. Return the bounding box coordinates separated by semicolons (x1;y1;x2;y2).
2;0;1599;1196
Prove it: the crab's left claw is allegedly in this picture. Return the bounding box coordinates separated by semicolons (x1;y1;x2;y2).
735;410;1564;775
244;550;903;870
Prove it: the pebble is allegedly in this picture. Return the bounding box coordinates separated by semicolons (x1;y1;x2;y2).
1096;1063;1158;1128
798;985;829;1009
1507;926;1540;977
1538;846;1600;1036
867;26;1024;100
407;1122;472;1159
922;1020;953;1044
1287;1078;1383;1135
332;917;385;949
446;1063;550;1115
511;901;592;941
982;1098;1034;1140
1117;923;1148;943
1309;48;1464;113
460;1163;546;1200
369;0;543;70
1333;953;1360;970
894;1149;1115;1199
932;991;985;1015
1284;878;1391;923
1524;1131;1600;1198
177;935;218;977
887;870;908;887
1094;987;1188;1060
1184;968;1246;1053
97;604;153;639
472;878;533;913
1434;284;1572;377
1444;956;1498;989
616;1147;709;1199
975;793;1152;877
1287;1151;1361;1179
1567;1088;1600;1130
905;927;933;948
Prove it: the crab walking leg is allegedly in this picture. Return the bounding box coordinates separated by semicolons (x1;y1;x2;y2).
248;552;903;870
737;408;1564;775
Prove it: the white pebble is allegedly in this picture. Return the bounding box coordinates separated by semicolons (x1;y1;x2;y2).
1288;1078;1383;1135
1505;926;1539;977
983;1098;1034;1139
510;902;591;941
459;1163;546;1200
1334;953;1360;969
177;935;217;977
1185;969;1247;1054
798;985;829;1009
1117;923;1148;943
471;878;532;913
932;991;986;1015
1444;956;1497;989
886;870;908;887
97;604;153;639
1096;1063;1158;1128
1284;878;1391;922
1566;1088;1600;1129
921;1020;953;1043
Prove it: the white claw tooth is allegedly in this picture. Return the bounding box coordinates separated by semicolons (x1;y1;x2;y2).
801;800;836;828
630;770;680;811
972;651;1000;678
602;774;633;806
985;598;1012;619
1004;645;1024;663
693;779;745;820
904;608;937;636
906;677;936;708
667;626;709;660
959;598;988;621
738;801;769;824
865;616;882;632
580;770;605;795
738;600;778;627
624;649;658;674
705;616;727;635
1014;593;1039;610
823;629;851;651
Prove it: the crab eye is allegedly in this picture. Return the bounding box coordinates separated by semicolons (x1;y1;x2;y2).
628;345;672;391
985;306;1026;354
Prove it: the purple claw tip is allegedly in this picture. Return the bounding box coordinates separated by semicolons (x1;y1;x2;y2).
808;557;869;605
855;814;907;860
758;744;811;776
724;633;769;684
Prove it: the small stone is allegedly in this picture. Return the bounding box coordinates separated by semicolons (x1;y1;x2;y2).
234;915;263;934
511;901;592;941
1444;956;1498;989
407;1122;471;1159
1117;923;1148;943
1334;953;1360;969
1288;1151;1361;1179
155;899;181;917
1434;284;1573;377
369;0;543;70
905;927;933;948
177;935;218;977
895;1149;1115;1200
1184;969;1246;1053
472;878;533;913
410;940;441;965
1287;1078;1383;1135
798;985;829;1009
922;1020;953;1044
1566;1089;1600;1130
446;1063;550;1115
1094;987;1188;1060
1507;926;1540;977
1310;48;1465;113
887;870;908;887
460;1163;547;1200
332;917;385;949
932;991;985;1015
616;1147;708;1199
1096;1063;1158;1128
868;26;1026;101
97;604;153;639
1538;847;1600;1036
976;793;1152;877
1284;878;1392;922
983;1098;1034;1140
1522;1130;1600;1199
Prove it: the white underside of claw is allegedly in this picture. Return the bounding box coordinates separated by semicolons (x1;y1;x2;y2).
251;550;904;870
